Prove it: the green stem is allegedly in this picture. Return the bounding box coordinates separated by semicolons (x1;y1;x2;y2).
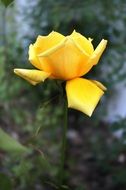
58;98;68;189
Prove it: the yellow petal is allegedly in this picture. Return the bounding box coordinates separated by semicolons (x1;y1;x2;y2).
38;37;91;80
70;30;94;55
91;80;107;91
29;44;43;70
29;31;65;71
34;31;65;53
66;78;104;116
14;69;50;85
88;39;107;65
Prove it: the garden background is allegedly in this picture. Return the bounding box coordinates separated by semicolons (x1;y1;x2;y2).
0;0;126;190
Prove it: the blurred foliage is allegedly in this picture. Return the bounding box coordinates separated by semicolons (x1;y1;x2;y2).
0;0;126;189
0;128;27;153
0;173;12;190
1;0;14;7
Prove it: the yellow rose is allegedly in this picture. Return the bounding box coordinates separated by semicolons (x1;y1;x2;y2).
14;30;107;116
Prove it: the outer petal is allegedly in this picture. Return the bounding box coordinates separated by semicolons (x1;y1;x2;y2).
70;30;94;55
66;78;104;116
88;39;107;65
91;80;107;91
14;69;50;85
29;31;65;71
29;44;43;70
38;37;91;80
34;31;65;53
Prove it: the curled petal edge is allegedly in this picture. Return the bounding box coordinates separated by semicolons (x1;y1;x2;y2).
88;39;107;65
14;69;50;85
90;80;107;91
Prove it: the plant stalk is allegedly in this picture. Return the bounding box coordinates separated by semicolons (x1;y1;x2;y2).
58;98;68;189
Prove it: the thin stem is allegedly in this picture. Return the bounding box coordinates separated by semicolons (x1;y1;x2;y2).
58;98;68;189
2;8;7;68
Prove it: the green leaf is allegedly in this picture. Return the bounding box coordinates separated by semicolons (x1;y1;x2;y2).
1;0;14;7
0;173;12;190
0;128;27;153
